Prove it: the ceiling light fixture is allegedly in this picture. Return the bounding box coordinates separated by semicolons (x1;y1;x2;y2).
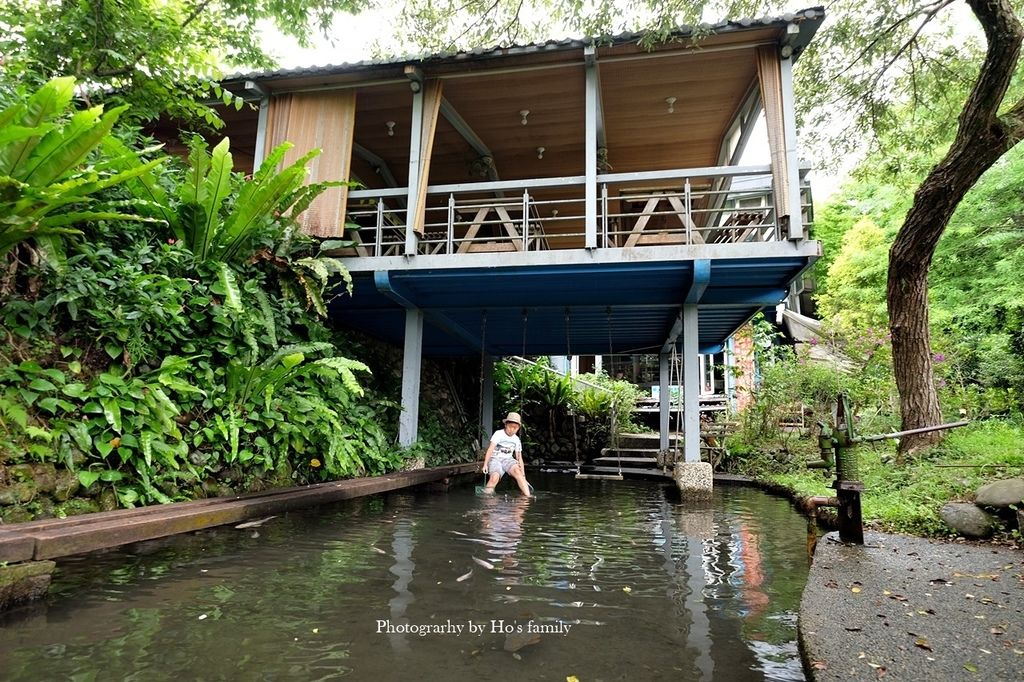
520;109;530;125
665;97;677;114
386;121;396;137
536;146;545;160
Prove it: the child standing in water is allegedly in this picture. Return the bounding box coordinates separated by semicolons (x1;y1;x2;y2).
481;412;533;496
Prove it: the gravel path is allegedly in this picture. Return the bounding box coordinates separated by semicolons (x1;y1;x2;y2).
800;531;1023;681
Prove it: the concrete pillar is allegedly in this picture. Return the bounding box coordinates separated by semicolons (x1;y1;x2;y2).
399;308;424;446
659;352;670;450
682;305;700;463
675;303;713;499
480;355;494;447
594;354;603;374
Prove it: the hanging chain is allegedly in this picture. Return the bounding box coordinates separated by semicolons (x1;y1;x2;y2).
607;307;620;474
518;308;528;412
478;310;487;446
565;308;580;463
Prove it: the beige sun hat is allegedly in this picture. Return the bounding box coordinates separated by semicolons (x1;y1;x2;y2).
502;412;522;425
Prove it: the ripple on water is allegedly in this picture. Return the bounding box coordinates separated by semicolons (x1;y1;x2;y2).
0;475;813;681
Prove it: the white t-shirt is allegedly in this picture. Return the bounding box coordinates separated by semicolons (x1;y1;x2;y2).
489;429;522;460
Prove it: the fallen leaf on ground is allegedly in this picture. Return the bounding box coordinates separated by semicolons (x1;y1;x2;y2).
914;638;932;652
889;594;908;602
811;661;827;670
963;662;978;673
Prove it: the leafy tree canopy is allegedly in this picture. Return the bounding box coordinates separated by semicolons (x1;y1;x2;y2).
0;0;369;124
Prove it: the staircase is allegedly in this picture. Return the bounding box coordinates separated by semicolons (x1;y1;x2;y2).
575;433;682;479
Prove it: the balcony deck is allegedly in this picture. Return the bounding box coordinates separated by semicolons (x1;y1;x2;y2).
329;165;818;357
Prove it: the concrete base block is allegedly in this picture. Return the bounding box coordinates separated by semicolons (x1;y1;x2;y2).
673;461;714;500
0;560;56;611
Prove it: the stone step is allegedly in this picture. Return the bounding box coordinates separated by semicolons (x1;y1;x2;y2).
577;465;671;479
592;456;659;465
616;433;682;449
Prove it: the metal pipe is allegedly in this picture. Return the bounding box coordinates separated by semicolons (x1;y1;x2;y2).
859;420;970;443
805;496;838;511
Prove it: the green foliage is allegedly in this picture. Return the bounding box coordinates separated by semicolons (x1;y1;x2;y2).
493;359;641;458
764;418;1024;537
0;0;370;126
0;77;162;257
815;218;890;333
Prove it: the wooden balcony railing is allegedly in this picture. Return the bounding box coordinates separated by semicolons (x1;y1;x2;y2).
343;165;811;257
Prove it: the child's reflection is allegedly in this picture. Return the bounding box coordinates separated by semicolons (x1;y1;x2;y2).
479;494;530;577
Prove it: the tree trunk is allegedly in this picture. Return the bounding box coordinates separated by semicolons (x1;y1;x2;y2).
888;0;1024;456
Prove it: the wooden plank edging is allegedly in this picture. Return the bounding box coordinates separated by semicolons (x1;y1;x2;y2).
0;464;478;563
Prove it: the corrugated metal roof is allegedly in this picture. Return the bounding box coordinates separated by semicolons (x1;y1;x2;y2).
224;7;824;85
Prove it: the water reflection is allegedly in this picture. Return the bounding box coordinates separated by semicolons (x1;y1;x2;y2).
0;476;813;681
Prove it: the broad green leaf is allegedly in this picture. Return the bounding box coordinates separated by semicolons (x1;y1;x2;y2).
217;263;243;312
28;378;58;392
100;398;123;433
62;383;88;398
19;104;129;187
0;77;75;175
67;422;91;451
78;470;102;488
282;352;305;369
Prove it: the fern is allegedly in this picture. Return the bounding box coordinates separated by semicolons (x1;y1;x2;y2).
314;356;371;397
253;288;278;347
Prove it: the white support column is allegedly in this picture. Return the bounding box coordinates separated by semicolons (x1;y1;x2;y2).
659;352;670;451
399;308;424;446
406;87;425;256
724;337;736;411
253;97;269;170
584;46;598;249
594;354;603;374
779;55;803;241
480;355;494;448
682;305;700;463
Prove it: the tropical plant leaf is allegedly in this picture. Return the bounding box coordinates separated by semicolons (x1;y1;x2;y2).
0;76;75;175
217;262;243;313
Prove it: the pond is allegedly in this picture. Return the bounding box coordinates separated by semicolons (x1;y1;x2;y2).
0;475;814;681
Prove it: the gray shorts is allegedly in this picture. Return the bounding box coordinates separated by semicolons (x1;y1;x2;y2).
489;457;520;477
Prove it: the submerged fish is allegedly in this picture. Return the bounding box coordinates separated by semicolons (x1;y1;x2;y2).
235;516;277;529
456;570;473;582
370;545;387;555
472;556;496;570
449;530;468;536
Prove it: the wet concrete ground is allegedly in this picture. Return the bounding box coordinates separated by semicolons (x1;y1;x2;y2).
801;531;1024;681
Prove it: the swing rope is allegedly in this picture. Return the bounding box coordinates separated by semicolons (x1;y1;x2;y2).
478;310;487;447
519;308;528;413
565;309;580;465
607;307;622;479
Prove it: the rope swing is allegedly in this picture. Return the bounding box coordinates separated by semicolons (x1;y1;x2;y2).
576;306;623;481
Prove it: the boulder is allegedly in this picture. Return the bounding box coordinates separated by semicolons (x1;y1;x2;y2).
0;561;56;611
975;478;1024;509
53;469;80;502
28;464;57;494
939;502;996;538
